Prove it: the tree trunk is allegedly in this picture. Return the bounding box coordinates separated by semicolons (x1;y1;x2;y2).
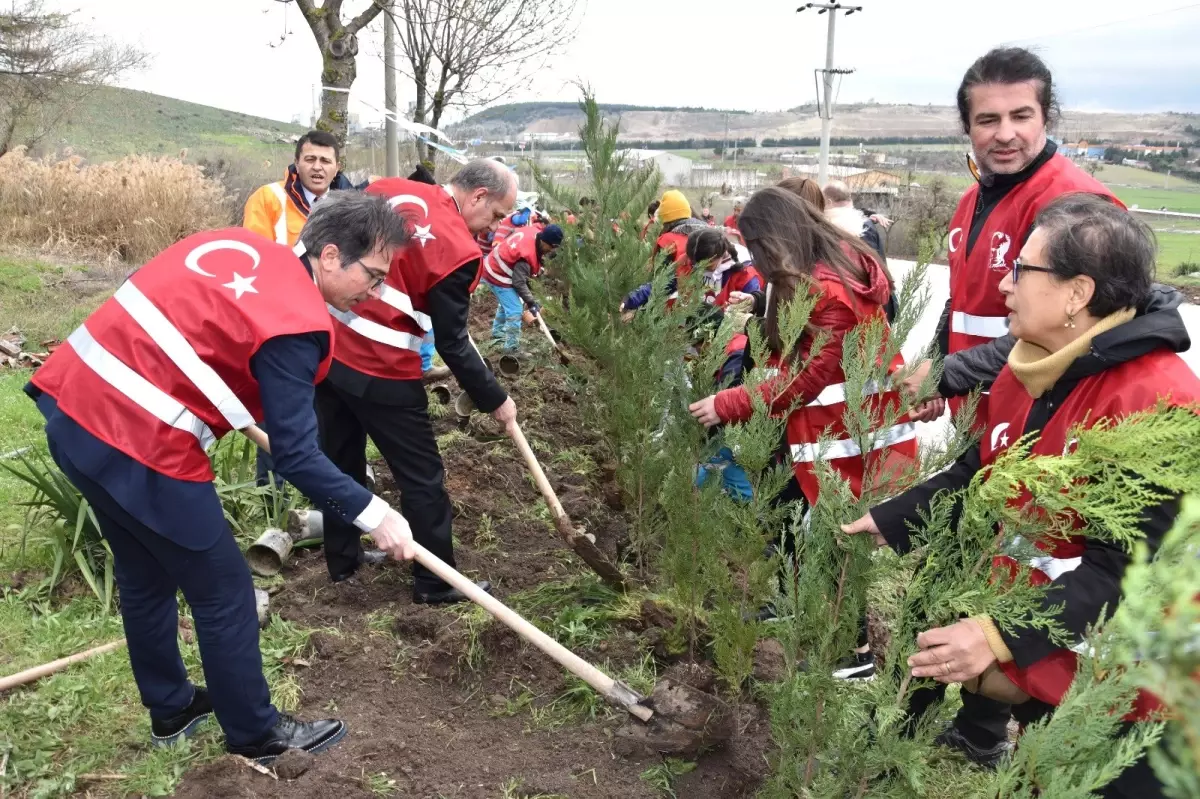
318;50;357;148
293;0;386;152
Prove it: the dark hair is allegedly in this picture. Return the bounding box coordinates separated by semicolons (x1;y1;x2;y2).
647;200;660;219
739;187;881;352
686;227;737;265
300;191;410;266
776;176;826;213
579;196;595;207
295;130;341;162
1033;193;1154;317
957;47;1059;134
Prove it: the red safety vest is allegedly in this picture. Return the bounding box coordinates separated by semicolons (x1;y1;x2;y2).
946;155;1118;423
767;269;916;504
982;350;1199;714
706;263;761;308
332;179;481;381
32;229;333;482
655;230;691;267
482;228;542;287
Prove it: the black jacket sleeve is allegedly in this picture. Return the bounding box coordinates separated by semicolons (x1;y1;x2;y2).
934;297;951;356
938;334;1017;398
251;334;377;526
1000;493;1182;668
427;260;508;413
871;444;983;554
510;260;537;306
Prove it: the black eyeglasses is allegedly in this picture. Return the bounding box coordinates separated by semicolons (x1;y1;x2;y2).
1012;258;1053;283
353;260;388;291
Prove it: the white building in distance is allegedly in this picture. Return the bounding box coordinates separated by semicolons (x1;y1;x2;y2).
618;149;694;185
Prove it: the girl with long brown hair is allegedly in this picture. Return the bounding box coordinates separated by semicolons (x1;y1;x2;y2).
688;186;917;676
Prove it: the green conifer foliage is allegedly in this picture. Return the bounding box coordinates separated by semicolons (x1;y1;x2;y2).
537;88;1200;799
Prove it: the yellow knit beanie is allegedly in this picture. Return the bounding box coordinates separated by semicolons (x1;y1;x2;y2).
657;190;691;224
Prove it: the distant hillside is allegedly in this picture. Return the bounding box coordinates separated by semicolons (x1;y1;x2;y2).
459;101;751;131
456;101;1199;145
21;85;308;162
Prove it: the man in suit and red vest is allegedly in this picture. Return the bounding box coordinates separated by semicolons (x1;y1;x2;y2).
897;46;1120;768
317;159;518;601
902;48;1118;429
26;192;416;764
482;223;564;352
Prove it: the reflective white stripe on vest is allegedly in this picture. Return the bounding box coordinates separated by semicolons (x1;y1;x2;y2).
267;182;289;245
378;285;432;332
951;311;1009;339
66;325;216;449
790;421;917;464
484;262;513;285
113;282;255;431
1029;553;1083;581
328;305;423;352
805;378;890;408
484;250;514;285
1007;536;1085;582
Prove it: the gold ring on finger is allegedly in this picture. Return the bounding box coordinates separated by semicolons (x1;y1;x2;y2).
942;661;952;676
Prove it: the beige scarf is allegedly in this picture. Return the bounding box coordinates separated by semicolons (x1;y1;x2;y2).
1006;307;1137;398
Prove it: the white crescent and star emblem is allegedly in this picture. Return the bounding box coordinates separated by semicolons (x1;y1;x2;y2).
387;194;438;249
948;227;963;254
990;422;1011;452
183;239;261;299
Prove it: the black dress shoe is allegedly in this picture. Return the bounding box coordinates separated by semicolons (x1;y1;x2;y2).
413;580;492;605
151;686;214;747
227;714;348;765
358;549;388;566
935;724;1012;769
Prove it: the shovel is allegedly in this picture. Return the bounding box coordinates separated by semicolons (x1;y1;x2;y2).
505;420;625;590
534;312;570;366
239;423;651;721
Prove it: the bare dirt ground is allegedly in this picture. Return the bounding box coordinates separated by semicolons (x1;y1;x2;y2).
173;302;771;799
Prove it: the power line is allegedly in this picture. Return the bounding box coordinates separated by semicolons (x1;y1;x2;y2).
1001;2;1200;45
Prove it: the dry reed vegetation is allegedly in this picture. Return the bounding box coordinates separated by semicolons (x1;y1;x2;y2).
0;148;230;263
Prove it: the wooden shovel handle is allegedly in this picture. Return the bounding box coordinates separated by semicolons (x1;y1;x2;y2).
535;313;559;350
507;421;569;523
0;639;126;692
410;541;651;721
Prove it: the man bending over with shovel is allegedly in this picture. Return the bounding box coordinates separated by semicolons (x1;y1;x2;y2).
24;192;417;764
316;159;518;600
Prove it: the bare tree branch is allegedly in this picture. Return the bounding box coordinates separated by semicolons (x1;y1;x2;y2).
0;0;146;155
346;0;387;36
389;0;582;159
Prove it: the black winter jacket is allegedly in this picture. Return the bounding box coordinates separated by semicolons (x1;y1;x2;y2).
873;296;1193;668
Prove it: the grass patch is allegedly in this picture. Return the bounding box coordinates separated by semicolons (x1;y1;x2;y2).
639;758;696;798
0;600;311;797
1115;186;1200;214
0;255;115;345
1155;232;1200;274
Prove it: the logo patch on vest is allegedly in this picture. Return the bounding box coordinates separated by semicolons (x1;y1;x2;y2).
184;239;260;299
990;232;1013;272
948;227;963;254
387;194;438;248
989;421;1011;452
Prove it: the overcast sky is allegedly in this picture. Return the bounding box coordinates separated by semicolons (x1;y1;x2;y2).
69;0;1200;127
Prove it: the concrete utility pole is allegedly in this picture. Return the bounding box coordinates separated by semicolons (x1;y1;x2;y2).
797;3;861;186
383;1;400;177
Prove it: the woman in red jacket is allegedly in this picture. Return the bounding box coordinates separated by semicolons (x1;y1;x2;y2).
689;187;917;677
688;187;916;504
